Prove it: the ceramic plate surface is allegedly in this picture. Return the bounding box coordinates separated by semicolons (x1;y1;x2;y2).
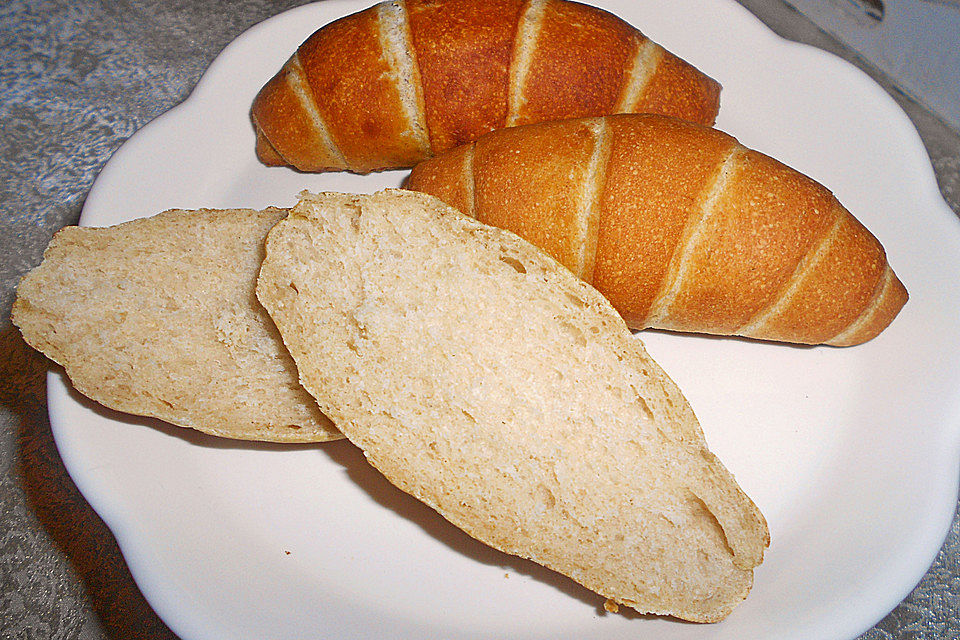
49;1;960;638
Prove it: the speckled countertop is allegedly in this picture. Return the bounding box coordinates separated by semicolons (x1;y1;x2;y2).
1;1;958;638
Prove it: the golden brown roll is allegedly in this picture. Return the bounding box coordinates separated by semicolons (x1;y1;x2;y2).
407;113;908;346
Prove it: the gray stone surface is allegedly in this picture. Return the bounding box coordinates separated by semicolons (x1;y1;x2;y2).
0;1;957;638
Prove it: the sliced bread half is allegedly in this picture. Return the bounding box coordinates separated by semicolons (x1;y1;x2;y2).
257;190;768;621
12;207;338;442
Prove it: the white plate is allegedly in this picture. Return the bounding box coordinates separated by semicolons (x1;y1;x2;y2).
50;1;960;638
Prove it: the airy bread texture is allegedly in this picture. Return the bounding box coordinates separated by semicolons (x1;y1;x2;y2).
257;190;769;621
12;207;338;442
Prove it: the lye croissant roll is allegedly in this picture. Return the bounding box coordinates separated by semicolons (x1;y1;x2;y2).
407;114;908;346
252;0;721;173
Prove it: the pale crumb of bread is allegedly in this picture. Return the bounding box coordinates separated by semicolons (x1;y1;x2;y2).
574;117;611;282
377;0;431;154
507;0;548;125
286;53;347;167
12;207;339;442
257;189;768;621
646;144;745;327
738;208;844;337
615;40;663;112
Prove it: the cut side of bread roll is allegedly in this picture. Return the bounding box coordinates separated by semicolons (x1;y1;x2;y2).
12;208;339;443
252;0;721;173
257;190;768;621
407;113;908;346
